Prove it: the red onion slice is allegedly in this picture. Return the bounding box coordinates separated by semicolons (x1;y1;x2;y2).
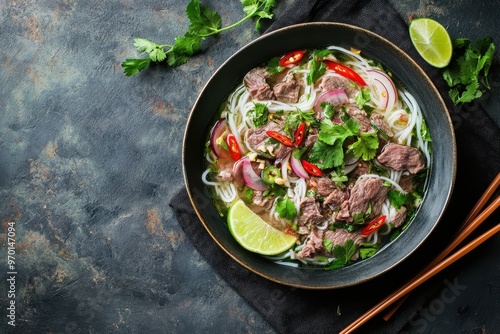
313;88;349;114
290;154;309;179
232;157;245;187
209;119;231;159
367;69;398;110
241;158;268;191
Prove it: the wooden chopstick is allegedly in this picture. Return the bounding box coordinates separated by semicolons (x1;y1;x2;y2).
340;172;500;334
460;172;500;232
339;219;500;334
382;172;500;320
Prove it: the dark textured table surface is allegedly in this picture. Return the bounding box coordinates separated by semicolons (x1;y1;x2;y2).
1;0;499;333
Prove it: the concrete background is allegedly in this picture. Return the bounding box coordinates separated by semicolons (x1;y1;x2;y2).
0;0;498;333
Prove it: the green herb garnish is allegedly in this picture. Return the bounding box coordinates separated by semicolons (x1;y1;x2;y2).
122;0;276;76
443;36;496;104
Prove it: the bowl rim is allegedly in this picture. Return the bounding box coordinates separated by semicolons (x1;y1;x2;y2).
182;21;457;289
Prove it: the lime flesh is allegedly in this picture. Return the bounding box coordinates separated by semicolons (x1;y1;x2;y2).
227;200;297;256
409;18;452;68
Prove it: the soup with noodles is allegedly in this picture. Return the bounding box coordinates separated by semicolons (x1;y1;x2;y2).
202;46;431;269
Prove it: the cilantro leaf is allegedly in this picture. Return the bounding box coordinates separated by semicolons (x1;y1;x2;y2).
283;109;315;137
318;119;359;145
242;186;255;204
133;38;167;62
359;244;379;260
276;196;297;220
442;35;496;104
330;169;348;188
242;0;276;30
307;57;326;85
387;190;410;209
247;103;269;127
266;57;286;75
122;58;151;77
309;140;344;169
187;0;222;35
323;238;333;253
321;102;335;118
326;239;359;270
350;132;379;161
309;118;361;169
355;87;371;109
167;32;203;67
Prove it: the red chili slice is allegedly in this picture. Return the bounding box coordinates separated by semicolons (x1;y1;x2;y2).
361;215;387;236
294;121;306;146
266;131;293;147
324;60;367;86
226;134;242;161
279;50;305;67
301;160;322;177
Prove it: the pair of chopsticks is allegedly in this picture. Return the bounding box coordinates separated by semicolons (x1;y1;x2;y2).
340;172;500;334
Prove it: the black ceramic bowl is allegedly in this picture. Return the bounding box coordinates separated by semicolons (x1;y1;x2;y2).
182;22;456;289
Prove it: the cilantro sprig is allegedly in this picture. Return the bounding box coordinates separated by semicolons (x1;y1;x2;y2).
442;36;496;104
308;118;379;169
324;239;359;270
122;0;276;76
247;103;269;127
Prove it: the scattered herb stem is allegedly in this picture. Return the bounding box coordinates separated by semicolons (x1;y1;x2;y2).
122;0;276;76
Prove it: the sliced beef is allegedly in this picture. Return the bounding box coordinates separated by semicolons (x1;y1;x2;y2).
273;144;293;161
250;190;273;215
323;188;345;209
336;200;351;221
324;229;364;247
349;178;388;218
346;107;374;133
336;178;388;222
399;174;414;193
319;76;359;97
370;113;394;137
273;74;300;103
298;197;324;226
244;67;275;101
305;133;318;148
370;113;393;148
245;122;282;152
391;206;407;228
246;121;293;159
348;160;370;180
377;143;426;174
308;177;345;210
304;127;319;148
298;226;310;235
309;177;337;197
296;229;324;258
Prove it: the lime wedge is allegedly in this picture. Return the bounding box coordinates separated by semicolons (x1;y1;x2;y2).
227;199;297;255
409;18;452;68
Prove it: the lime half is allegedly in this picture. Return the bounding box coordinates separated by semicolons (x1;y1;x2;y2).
227;200;297;256
409;18;452;68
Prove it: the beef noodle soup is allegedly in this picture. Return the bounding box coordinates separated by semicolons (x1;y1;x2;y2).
202;46;431;269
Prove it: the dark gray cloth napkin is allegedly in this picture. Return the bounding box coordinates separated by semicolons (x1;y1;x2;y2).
170;0;500;333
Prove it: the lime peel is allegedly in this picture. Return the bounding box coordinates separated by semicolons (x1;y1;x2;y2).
227;199;297;256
